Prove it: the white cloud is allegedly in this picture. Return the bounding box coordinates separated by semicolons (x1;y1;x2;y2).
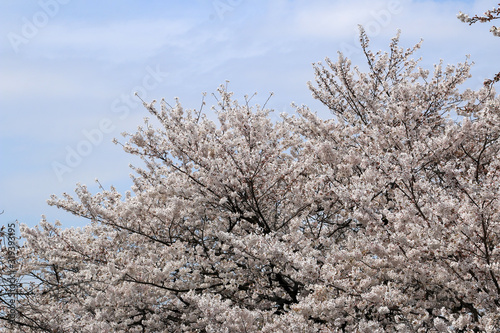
293;1;380;38
0;64;93;98
30;18;196;63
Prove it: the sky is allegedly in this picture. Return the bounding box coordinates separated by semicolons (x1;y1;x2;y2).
0;0;499;230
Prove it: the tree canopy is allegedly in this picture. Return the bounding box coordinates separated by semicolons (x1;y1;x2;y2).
1;25;500;332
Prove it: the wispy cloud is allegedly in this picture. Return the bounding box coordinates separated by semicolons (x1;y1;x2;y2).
29;18;195;62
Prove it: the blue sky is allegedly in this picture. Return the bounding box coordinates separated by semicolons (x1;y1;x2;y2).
1;0;499;229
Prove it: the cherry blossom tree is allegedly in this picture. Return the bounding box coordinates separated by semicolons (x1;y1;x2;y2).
1;28;499;332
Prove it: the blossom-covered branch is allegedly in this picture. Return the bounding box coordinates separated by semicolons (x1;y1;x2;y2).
458;3;500;86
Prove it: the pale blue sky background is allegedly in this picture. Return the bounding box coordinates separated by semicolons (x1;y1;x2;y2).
1;0;499;229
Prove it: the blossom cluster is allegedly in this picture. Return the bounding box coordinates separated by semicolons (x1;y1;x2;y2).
491;25;500;37
456;11;471;23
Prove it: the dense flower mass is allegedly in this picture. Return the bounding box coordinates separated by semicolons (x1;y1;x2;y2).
1;27;500;332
